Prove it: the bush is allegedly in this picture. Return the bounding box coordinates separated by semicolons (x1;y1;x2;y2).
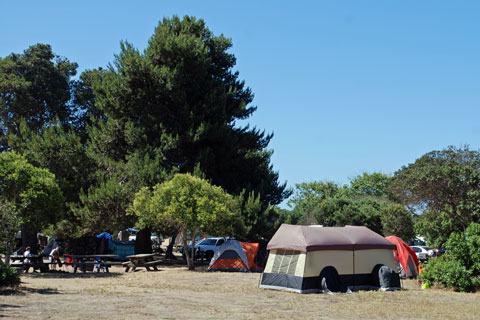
0;264;20;287
420;222;480;292
421;257;477;292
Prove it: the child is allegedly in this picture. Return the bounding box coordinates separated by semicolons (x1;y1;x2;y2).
24;246;32;272
49;246;63;271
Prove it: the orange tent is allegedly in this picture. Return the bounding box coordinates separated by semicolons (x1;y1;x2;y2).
385;235;419;278
207;240;264;272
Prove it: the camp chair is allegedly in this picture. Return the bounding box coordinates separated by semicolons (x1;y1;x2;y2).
94;257;107;272
63;254;77;272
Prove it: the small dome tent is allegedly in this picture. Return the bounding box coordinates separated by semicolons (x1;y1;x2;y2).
260;224;400;293
385;235;419;278
207;240;264;272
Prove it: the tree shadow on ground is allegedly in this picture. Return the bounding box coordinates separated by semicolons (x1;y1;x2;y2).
0;286;59;296
0;304;22;317
21;271;124;280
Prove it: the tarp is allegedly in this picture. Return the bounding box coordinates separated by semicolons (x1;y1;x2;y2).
96;232;113;241
267;224;396;252
385;235;419;278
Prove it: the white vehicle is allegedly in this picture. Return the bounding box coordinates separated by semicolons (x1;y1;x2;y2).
182;237;228;261
411;246;432;263
128;229;161;245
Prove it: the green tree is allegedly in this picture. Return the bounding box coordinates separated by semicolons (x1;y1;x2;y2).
128;173;244;270
421;222;480;292
381;203;415;242
0;44;78;150
83;16;289;240
288;181;342;222
0;200;19;264
0;152;63;253
9;118;94;205
348;172;391;197
390;146;480;246
287;178;391;234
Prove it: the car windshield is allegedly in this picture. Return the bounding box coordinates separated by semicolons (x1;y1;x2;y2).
199;239;216;245
423;247;431;251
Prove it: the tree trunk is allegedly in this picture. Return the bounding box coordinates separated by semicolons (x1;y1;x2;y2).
21;223;38;254
134;228;152;254
165;230;178;260
181;229;194;270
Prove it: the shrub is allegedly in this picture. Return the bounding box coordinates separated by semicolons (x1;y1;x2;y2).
0;264;20;287
420;222;480;292
421;257;476;292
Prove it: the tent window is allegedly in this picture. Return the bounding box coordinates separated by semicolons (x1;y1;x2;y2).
286;252;299;275
272;250;285;273
271;250;299;274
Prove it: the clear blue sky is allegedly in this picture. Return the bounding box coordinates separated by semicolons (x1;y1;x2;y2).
2;1;480;206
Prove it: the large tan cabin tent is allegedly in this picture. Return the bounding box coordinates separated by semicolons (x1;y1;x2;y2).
260;224;399;293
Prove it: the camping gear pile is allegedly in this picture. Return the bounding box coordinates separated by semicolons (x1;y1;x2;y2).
260;224;401;293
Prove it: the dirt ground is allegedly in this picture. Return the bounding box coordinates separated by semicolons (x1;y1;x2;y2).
1;265;480;320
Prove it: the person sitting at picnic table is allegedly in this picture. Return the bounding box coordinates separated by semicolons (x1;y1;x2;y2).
49;246;62;271
24;246;32;272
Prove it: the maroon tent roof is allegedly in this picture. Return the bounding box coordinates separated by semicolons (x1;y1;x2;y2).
267;224;396;252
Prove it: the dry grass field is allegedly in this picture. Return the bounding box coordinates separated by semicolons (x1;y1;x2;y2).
1;265;480;319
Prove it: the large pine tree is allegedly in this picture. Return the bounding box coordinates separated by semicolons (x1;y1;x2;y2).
82;16;289;238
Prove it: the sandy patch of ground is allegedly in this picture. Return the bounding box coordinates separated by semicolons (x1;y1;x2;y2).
1;266;480;319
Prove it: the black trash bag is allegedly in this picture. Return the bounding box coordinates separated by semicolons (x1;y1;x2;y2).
378;266;401;289
371;264;383;287
319;266;348;293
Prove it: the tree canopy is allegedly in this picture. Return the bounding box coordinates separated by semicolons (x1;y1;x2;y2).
0;152;63;252
390;146;480;246
286;174;406;237
0;43;79;150
128;173;243;269
79;15;289;237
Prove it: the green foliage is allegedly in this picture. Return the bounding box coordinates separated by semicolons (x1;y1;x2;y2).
272;207;302;230
381;204;415;241
348;172;391;197
0;201;19;255
0;264;20;287
0;151;63;229
421;222;480;292
0;43;78;150
390;146;480;246
421;257;476;292
237;191;275;241
287;175;393;235
76;15;289;240
8;118;94;205
414;210;457;248
71;178;136;236
87;15;289;210
128;173;244;269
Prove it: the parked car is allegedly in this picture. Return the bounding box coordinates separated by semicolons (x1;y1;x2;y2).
127;229;161;244
411;246;432;263
181;237;229;261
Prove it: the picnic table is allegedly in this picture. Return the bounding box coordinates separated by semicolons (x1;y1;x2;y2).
10;255;47;272
71;254;120;273
124;253;162;272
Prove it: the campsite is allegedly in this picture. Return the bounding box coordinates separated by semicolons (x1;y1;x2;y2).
2;2;480;319
2;265;480;320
